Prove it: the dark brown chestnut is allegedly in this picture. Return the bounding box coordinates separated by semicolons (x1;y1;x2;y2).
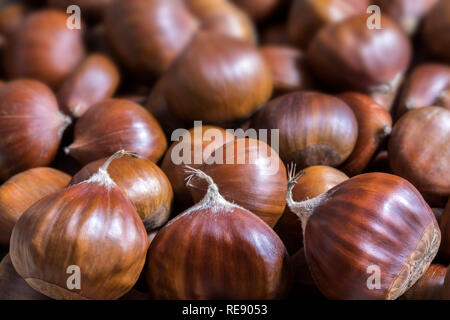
287;170;441;299
423;0;450;62
164;31;273;124
388;107;450;207
401;264;448;300
0;79;71;181
66;98;167;166
0;167;70;248
57;54;120;118
4;9;85;88
70;156;173;232
250;91;358;169
396;63;450;119
338;92;392;176
145;168;290;299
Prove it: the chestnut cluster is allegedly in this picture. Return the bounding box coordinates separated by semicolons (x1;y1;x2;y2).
0;0;449;301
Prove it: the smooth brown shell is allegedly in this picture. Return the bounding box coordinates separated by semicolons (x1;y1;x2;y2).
66;98;167;165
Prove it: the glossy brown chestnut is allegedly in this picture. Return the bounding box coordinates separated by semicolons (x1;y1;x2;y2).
373;0;439;34
259;45;315;94
47;0;112;17
288;0;368;49
70;156;173;231
0;255;49;300
4;9;85;88
161;125;235;209
388;107;450;206
66;98;167;165
10;151;149;300
396;63;450;119
0;79;71;181
250;91;358;168
146;168;290;299
440;198;450;262
338;92;392;176
189;138;287;227
307;14;411;110
287;171;441;299
164;31;273;124
231;0;280;20
401;264;447;300
57;54;120;118
423;0;450;62
0;167;70;248
274;165;348;255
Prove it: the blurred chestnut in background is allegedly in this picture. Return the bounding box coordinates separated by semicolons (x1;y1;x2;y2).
440;198;450;262
231;0;281;21
66;98;167;166
0;79;71;181
4;9;85;88
338;92;392;176
164;31;273;124
274;165;348;255
146;168;290;299
47;0;112;17
396;63;450;119
57;54;119;118
250;91;358;169
373;0;439;34
423;0;450;62
259;45;315;94
307;14;411;110
0;167;70;248
161;125;235;209
71;156;173;231
401;264;448;300
287;171;440;299
388;107;450;207
288;0;368;49
0;1;28;36
188;138;287;227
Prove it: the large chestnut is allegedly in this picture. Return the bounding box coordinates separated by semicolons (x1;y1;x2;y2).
388;106;450;207
70;156;173;232
0;79;71;181
423;0;450;62
396;63;450;119
4;9;85;88
145;168;290;299
188;138;287;227
0;167;70;248
401;264;448;300
338;92;392;176
250;91;358;168
57;54;120;118
164;31;273;124
274;165;348;255
10;151;149;300
287;170;441;299
66;98;167;165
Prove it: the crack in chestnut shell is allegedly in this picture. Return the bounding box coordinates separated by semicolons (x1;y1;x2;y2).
303;173;440;299
9;181;149;300
145;206;291;299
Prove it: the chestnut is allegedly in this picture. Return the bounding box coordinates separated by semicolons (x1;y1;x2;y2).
274;165;348;255
4;9;85;88
188;138;287;227
396;63;450;119
57;54;120;118
440;198;450;262
288;0;369;49
66;98;167;166
0;167;70;248
231;0;281;21
145;167;290;299
307;14;411;110
250;91;358;169
70;156;173;232
388;106;450;207
287;170;441;299
0;79;71;181
259;45;315;94
338;92;392;176
164;31;273;124
401;264;448;300
10;151;149;300
423;0;450;62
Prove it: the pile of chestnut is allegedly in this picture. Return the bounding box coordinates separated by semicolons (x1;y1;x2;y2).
0;0;449;301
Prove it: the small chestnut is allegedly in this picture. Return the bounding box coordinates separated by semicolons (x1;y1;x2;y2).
423;0;450;62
